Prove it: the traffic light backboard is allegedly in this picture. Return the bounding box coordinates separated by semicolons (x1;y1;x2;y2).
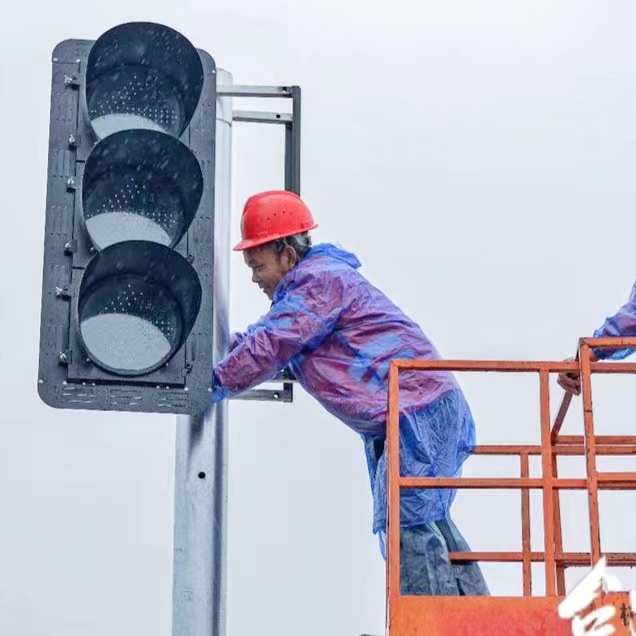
38;22;216;414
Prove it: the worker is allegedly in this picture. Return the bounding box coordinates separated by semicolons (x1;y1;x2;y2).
212;190;489;596
558;281;636;395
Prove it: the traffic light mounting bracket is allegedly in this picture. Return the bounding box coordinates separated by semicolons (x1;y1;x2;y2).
218;84;301;404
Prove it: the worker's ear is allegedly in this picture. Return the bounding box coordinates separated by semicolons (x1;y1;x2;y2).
281;244;298;270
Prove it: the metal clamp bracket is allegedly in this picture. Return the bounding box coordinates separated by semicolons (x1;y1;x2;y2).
223;85;302;403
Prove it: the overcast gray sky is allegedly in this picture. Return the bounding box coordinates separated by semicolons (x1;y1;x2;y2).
2;1;636;635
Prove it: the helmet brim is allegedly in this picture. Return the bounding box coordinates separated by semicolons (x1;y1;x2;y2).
233;223;318;252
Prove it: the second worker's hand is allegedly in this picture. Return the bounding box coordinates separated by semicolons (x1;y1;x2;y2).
556;351;599;396
557;356;582;396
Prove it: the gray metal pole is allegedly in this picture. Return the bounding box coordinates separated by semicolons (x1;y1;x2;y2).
172;68;233;636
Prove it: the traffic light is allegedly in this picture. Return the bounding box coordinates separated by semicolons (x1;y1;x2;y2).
38;22;216;414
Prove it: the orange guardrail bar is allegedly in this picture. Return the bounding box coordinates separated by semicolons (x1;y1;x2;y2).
386;338;636;636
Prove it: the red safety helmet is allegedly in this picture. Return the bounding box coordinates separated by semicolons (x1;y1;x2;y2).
233;190;318;251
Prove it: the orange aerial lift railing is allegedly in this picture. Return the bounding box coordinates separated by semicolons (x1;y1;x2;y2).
386;337;636;636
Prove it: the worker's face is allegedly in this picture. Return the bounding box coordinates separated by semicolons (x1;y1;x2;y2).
244;243;297;300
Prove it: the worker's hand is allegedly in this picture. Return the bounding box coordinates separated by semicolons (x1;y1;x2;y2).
556;351;599;396
557;357;581;395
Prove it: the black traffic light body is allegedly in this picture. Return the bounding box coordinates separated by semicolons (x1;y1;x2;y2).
38;23;216;414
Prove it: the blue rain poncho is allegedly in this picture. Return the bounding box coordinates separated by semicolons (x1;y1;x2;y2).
593;280;636;360
212;243;476;535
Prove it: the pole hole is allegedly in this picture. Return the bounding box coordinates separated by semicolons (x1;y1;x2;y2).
198;471;206;479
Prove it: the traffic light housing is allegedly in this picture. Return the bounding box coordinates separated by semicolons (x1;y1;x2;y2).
38;22;216;414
